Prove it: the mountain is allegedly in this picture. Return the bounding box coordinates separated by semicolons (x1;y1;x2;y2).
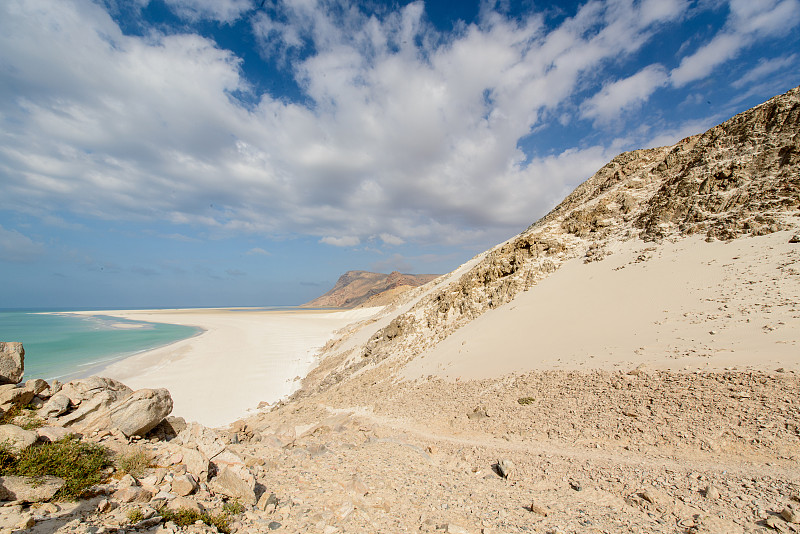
302;270;441;308
238;86;800;533
297;84;800;390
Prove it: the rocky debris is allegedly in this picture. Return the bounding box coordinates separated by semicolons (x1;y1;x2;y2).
0;342;24;385
0;475;65;502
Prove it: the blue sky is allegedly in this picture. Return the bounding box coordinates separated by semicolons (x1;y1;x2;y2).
1;0;799;308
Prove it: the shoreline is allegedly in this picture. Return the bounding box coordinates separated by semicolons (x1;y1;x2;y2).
69;306;381;428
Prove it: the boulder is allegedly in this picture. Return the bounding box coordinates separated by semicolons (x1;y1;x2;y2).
23;379;48;396
167;496;205;513
0;343;24;385
0;385;34;410
179;447;209;482
170;474;198;497
58;377;132;406
57;390;118;427
208;466;257;505
0;425;38;451
148;416;187;440
0;475;64;502
36;426;72;443
38;393;71;418
108;388;173;437
66;387;172;438
112;486;153;503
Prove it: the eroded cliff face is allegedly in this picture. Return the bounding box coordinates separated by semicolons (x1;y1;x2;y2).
297;85;800;396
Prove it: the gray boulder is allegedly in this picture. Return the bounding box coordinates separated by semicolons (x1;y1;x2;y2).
0;343;24;385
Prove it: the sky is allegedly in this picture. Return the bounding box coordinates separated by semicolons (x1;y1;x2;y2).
1;0;799;308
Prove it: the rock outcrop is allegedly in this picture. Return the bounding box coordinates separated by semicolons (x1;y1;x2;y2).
296;84;800;397
302;270;440;308
0;342;24;385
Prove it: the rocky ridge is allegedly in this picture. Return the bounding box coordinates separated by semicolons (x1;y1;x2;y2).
302;271;440;309
294;84;800;398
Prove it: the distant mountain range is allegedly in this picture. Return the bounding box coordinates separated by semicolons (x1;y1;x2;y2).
302;270;441;309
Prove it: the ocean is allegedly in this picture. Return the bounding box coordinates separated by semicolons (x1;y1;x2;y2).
0;309;201;382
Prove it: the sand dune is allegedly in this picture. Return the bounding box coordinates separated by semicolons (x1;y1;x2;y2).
402;230;800;380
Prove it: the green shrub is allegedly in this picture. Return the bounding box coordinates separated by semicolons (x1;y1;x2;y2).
222;499;244;515
517;397;535;405
115;445;152;478
0;405;44;429
127;508;145;524
158;507;231;534
0;436;111;500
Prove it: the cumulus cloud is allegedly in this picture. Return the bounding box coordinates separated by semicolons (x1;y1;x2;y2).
320;236;361;247
246;247;270;256
581;64;668;123
0;225;45;263
6;0;771;254
671;0;800;87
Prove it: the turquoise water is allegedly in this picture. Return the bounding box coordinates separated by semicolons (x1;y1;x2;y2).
0;309;201;381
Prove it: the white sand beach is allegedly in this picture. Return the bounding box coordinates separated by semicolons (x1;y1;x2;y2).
78;307;380;427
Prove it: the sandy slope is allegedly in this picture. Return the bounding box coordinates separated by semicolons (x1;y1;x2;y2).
87;307;380;427
403;231;800;380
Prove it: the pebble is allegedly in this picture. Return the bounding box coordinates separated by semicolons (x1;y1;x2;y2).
781;503;799;523
705;485;720;500
529;504;549;517
496;458;515;479
268;521;282;530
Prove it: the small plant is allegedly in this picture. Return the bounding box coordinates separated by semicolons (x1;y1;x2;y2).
115;445;152;478
517;397;535;405
222;499;244;515
0;436;112;500
127;508;145;524
158;507;231;534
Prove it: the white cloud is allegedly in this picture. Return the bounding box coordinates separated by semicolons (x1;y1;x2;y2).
162;0;253;22
320;236;360;247
379;233;405;246
671;0;800;87
581;64;668;123
0;225;45;263
246;247;270;256
732;54;797;88
0;0;698;251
